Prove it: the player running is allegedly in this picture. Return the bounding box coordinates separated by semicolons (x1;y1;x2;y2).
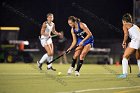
118;13;140;78
67;16;94;76
37;13;61;71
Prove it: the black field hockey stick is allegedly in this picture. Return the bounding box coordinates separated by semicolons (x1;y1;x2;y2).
128;60;132;73
47;45;79;64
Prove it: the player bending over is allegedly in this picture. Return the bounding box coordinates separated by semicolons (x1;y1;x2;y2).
118;13;140;78
67;16;94;76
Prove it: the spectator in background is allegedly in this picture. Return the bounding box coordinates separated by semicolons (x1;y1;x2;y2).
57;31;68;64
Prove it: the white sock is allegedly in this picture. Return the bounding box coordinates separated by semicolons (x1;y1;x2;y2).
50;56;53;62
137;60;140;73
39;53;48;64
122;58;128;74
47;56;53;68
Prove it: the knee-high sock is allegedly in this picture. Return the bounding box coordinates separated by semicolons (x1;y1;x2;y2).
75;60;83;72
137;60;140;73
71;58;77;68
47;56;53;68
39;53;48;64
122;58;128;74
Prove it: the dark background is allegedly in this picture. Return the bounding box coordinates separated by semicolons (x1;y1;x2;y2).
0;0;133;40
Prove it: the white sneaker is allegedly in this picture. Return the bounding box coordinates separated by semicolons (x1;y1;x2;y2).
67;67;74;75
75;71;80;76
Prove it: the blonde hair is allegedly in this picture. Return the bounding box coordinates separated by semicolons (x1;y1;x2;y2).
47;13;53;18
122;13;132;23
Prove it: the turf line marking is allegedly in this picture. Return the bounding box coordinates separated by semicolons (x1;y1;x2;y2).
0;73;43;75
81;73;138;75
57;86;140;93
115;89;140;93
0;73;138;75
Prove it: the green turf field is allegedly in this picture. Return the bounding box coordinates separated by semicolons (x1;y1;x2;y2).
0;63;140;93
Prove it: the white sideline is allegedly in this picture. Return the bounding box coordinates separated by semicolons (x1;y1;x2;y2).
57;86;140;93
0;73;138;75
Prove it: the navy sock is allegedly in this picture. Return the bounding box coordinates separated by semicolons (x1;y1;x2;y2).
71;58;77;68
76;60;83;72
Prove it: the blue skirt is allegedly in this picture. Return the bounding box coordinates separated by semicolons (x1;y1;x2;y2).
77;36;94;47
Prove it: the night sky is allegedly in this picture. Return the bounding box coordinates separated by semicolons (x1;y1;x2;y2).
0;0;133;40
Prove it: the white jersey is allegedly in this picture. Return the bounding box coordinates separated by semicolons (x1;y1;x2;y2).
41;21;54;38
128;24;140;41
40;21;54;47
128;24;140;49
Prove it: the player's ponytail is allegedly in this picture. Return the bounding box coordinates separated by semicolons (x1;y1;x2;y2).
122;13;133;23
76;17;81;22
68;16;81;22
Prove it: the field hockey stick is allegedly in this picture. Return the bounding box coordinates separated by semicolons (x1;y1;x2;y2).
47;45;79;64
39;34;58;40
128;60;132;73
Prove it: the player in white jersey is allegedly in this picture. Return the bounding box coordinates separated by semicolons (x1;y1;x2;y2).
118;13;140;78
37;13;61;71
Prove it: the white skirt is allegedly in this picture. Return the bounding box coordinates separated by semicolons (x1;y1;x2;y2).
40;35;53;47
129;39;140;49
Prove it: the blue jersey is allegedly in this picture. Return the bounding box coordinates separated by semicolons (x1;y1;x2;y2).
73;22;94;46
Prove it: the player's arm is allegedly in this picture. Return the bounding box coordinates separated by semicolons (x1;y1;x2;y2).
80;23;92;43
122;25;129;48
40;22;49;36
67;28;77;51
52;24;61;36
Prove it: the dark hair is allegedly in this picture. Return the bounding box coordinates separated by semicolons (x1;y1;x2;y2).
68;16;81;22
47;13;53;17
122;13;132;23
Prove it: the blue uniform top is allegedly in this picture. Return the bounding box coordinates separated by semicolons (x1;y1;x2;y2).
73;22;94;46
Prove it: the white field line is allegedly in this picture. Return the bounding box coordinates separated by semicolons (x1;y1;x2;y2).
57;86;140;93
0;73;138;75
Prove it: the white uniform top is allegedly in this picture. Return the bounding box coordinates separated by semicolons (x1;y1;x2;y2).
41;21;54;38
40;21;54;47
128;24;140;41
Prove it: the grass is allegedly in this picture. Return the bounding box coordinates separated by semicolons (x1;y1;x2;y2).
0;63;140;93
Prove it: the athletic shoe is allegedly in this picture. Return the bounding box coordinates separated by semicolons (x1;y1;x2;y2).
137;73;140;77
47;67;56;71
117;74;127;78
67;67;74;75
37;61;42;70
75;71;80;76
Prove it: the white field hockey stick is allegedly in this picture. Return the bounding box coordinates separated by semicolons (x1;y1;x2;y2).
39;34;58;41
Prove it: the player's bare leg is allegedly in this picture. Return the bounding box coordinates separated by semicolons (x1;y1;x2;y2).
75;44;91;76
67;46;83;75
118;47;135;78
44;44;56;71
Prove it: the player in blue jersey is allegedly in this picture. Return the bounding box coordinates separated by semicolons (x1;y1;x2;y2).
67;16;94;76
